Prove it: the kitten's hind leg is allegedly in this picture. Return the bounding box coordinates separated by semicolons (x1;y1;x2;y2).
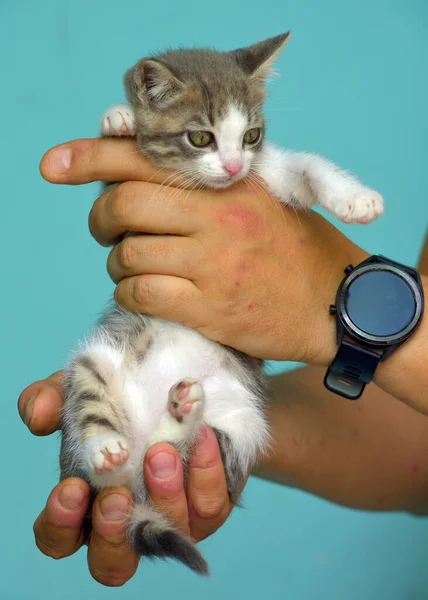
147;379;205;451
61;348;132;490
212;429;247;506
203;380;269;506
101;104;136;137
129;378;208;575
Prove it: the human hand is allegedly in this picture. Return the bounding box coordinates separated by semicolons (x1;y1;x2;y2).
40;137;368;367
18;372;237;586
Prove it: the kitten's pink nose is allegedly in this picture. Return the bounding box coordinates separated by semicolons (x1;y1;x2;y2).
223;161;243;176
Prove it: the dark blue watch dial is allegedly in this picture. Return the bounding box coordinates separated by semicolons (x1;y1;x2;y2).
345;271;416;337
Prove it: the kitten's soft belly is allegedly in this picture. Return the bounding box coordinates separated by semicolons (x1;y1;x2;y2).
122;318;250;459
77;314;266;493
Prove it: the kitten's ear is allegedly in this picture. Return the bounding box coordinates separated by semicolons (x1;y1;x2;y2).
229;32;290;83
126;59;183;107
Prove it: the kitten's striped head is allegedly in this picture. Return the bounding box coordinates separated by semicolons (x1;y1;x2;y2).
125;33;290;189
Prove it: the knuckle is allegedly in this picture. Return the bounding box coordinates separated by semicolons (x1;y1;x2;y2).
108;182;134;224
132;276;153;306
98;535;129;552
88;198;106;243
86;139;102;172
118;238;138;270
193;493;226;521
35;536;69;560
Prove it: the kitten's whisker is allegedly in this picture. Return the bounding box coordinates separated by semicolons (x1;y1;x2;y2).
168;172;201;201
274;177;305;232
141;169;195;214
247;173;288;229
145;167;167;185
183;178;204;204
252;173;294;229
245;176;285;236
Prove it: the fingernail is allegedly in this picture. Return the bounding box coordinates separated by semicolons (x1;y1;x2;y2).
48;146;72;173
59;484;86;510
149;451;177;480
100;494;129;521
23;394;38;427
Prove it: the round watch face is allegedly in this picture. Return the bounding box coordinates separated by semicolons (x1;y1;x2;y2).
337;262;423;344
345;271;416;336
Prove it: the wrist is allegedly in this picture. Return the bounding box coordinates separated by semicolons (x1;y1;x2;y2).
303;247;370;368
314;250;427;411
373;275;428;413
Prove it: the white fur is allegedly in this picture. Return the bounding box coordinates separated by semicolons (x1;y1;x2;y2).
195;104;256;188
84;432;128;467
78;316;267;491
148;379;205;446
256;143;384;223
101;104;136;137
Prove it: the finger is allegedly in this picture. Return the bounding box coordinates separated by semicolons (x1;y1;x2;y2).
114;274;201;319
186;428;230;542
88;488;138;587
40;138;179;187
18;371;64;436
144;444;190;536
34;478;90;559
89;181;204;247
107;235;199;284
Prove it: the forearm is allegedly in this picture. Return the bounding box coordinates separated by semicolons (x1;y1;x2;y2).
316;241;428;414
254;366;428;514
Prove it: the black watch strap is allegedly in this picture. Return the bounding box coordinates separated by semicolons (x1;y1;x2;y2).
324;340;382;400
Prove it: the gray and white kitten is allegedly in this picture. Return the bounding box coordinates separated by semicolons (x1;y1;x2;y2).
60;32;383;576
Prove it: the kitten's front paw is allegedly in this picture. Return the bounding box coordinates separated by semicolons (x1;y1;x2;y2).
338;190;384;224
168;379;205;425
86;433;129;475
101;105;136;137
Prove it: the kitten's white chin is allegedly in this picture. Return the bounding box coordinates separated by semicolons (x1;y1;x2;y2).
203;173;246;189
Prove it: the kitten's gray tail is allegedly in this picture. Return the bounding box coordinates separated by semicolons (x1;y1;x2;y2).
128;504;209;575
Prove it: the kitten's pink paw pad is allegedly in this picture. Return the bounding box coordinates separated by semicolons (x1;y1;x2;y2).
88;435;129;475
168;379;204;423
101;105;136;137
340;190;384;224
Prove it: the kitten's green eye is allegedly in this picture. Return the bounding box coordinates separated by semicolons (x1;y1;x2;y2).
188;131;214;147
243;128;261;144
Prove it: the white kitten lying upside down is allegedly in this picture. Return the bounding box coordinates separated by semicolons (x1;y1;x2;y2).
60;31;383;575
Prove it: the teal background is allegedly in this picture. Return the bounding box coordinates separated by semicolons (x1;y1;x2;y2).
2;0;428;598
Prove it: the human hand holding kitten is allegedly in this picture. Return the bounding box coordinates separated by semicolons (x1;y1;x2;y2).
36;32;383;576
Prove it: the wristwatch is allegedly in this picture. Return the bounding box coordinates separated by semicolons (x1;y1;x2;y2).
324;255;424;400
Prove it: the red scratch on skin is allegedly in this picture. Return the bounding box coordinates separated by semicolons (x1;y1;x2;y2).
248;304;253;310
235;281;240;287
217;206;265;237
411;462;420;474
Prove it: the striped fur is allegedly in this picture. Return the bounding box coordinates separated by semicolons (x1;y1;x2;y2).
61;32;384;576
